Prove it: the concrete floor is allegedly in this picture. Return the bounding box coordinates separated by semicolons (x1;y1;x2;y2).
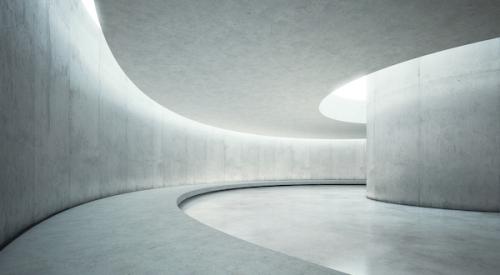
182;185;500;275
0;183;343;275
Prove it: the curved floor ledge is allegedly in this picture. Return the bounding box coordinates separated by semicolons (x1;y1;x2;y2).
0;180;362;275
182;185;500;275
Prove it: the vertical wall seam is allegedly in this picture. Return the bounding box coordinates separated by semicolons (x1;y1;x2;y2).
417;58;422;206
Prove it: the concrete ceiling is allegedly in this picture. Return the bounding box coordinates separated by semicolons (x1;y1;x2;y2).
95;0;500;139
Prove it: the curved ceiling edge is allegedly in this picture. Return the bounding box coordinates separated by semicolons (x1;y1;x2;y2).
87;0;360;141
94;0;500;138
319;76;367;124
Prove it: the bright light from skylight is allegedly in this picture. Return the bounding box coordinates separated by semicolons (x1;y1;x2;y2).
82;0;101;29
332;76;367;101
318;76;368;124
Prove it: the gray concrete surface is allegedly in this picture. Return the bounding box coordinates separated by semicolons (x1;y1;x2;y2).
0;182;355;275
366;38;500;211
182;185;500;275
95;0;500;138
0;0;366;248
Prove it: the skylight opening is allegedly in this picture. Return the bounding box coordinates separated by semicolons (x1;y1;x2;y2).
318;76;368;124
332;76;367;101
82;0;101;29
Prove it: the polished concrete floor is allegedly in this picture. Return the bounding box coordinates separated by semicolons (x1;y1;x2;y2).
182;185;500;275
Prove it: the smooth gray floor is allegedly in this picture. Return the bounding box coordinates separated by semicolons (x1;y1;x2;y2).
182;185;500;275
0;182;350;275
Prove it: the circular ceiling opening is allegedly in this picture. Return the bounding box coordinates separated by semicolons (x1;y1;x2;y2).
319;76;367;124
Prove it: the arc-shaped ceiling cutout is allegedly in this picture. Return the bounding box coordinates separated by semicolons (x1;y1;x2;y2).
319;76;367;124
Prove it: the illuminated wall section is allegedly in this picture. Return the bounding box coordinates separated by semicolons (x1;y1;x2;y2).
367;38;500;211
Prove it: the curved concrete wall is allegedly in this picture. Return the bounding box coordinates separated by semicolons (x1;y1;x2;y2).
367;38;500;211
0;1;366;248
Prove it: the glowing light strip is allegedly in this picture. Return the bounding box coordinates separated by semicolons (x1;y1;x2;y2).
82;0;101;28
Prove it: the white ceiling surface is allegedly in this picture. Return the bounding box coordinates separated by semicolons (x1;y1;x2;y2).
95;0;500;139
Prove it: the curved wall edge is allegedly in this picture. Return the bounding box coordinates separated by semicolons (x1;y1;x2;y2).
0;1;366;248
367;37;500;211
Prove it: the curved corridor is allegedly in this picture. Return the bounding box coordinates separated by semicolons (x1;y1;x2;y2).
182;185;500;275
1;1;500;274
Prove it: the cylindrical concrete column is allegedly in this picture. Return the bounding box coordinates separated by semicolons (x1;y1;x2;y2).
367;38;500;211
